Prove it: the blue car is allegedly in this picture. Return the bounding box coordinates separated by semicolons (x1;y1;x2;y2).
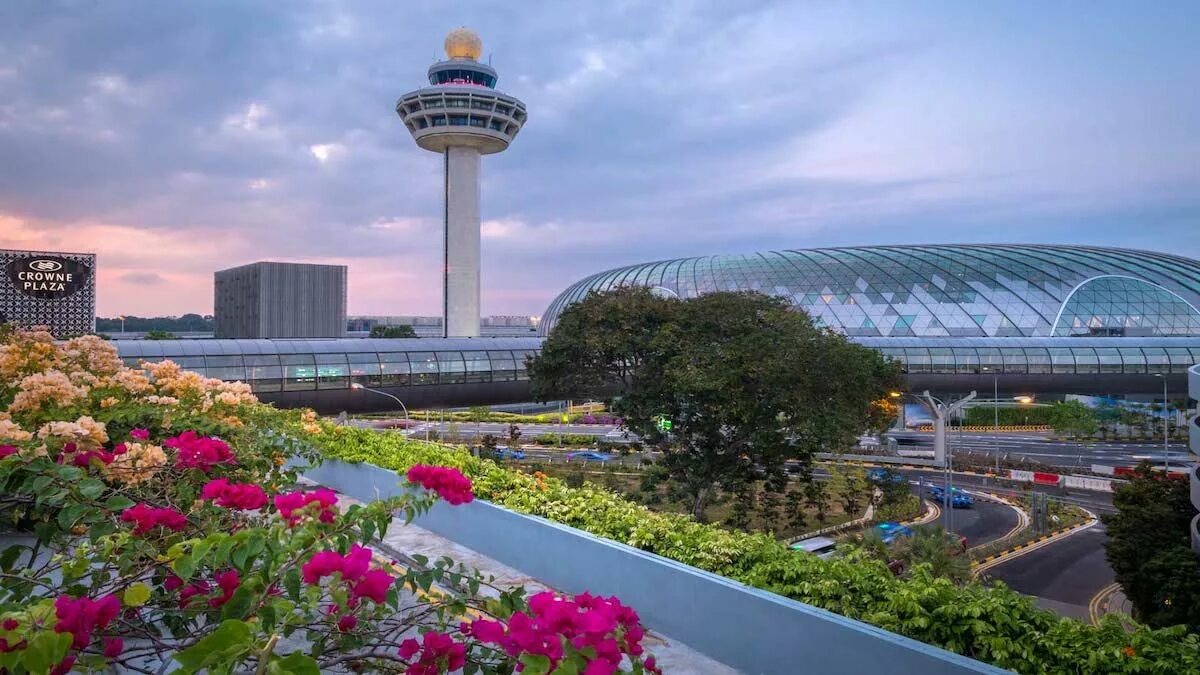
567;451;612;462
873;522;914;545
867;468;906;484
926;485;973;508
495;447;526;460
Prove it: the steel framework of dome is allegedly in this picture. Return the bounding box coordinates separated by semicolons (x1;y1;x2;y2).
540;245;1200;339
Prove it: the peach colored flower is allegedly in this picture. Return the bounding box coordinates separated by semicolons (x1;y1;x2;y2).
144;395;179;406
37;416;109;451
60;335;123;378
100;397;120;408
0;419;33;443
103;442;167;486
9;370;87;413
107;369;154;395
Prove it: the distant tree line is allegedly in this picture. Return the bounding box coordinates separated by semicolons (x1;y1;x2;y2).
96;314;213;333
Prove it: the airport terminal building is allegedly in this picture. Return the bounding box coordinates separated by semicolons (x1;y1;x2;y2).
113;244;1200;412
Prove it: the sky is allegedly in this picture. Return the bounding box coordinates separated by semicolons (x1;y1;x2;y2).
1;1;1197;318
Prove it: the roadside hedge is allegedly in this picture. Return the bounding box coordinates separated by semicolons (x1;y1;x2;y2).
311;424;1200;673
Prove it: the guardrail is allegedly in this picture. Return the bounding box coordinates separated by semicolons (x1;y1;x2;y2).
913;425;1050;433
301;459;1003;674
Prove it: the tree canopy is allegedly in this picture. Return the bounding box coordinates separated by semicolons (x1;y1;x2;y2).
1103;465;1200;632
529;287;902;520
369;324;417;338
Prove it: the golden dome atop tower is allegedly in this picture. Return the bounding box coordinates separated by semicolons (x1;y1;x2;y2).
444;27;482;61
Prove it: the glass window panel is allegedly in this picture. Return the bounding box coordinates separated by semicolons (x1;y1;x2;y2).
903;348;930;373
1143;348;1169;374
929;348;954;374
409;352;439;385
1118;348;1146;374
1095;348;1123;374
953;348;980;374
315;353;348;365
1048;348;1075;374
1000;348;1027;374
1166;348;1193;373
317;361;349;389
379;353;411;386
245;355;282;392
487;350;517;381
347;353;380;363
462;352;492;383
513;350;538;380
281;354;316;391
1024;348;1051;374
977;348;1004;373
438;352;466;384
1073;348;1099;374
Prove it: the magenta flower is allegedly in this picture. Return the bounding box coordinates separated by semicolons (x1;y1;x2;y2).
165;431;236;472
53;594;120;649
397;632;466;674
120;504;187;535
337;614;358;632
200;478;268;510
209;569;240;608
301;550;346;584
405;464;475;505
102;636;124;658
0;446;17;459
350;569;394;604
274;488;338;525
129;428;150;440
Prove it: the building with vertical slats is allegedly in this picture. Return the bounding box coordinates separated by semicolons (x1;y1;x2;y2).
214;261;346;339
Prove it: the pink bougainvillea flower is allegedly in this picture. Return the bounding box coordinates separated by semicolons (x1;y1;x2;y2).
350;569;394;604
129;428;150;440
0;446;18;459
274;488;337;525
301;550;346;584
102;636;124;658
398;632;466;674
53;594;120;649
337;614;358;632
178;581;210;608
2;618;17;631
209;569;240;608
49;655;76;675
163;575;183;592
120;504;188;535
165;431;236;472
200;478;268;510
405;464;474;505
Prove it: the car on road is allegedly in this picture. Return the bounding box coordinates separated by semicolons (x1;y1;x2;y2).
867;468;906;484
789;536;839;559
566;451;613;462
925;485;974;508
874;522;914;544
494;447;526;460
602;429;641;444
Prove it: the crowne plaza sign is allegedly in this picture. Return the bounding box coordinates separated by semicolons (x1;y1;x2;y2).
6;255;92;299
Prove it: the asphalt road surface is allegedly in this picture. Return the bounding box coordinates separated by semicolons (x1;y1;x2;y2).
922;493;1020;549
982;522;1115;621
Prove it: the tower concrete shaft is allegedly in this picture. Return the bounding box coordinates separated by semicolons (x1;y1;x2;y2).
444;146;481;338
397;28;526;338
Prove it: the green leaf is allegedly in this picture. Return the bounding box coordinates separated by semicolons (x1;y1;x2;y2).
124;582;152;607
270;652;321;675
173;619;253;671
104;494;136;511
78;477;105;499
23;632;72;674
0;545;23;572
519;653;552;675
56;504;89;529
173;554;195;581
284;568;301;601
221;586;253;620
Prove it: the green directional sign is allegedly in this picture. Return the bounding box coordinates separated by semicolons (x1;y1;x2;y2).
655;416;673;432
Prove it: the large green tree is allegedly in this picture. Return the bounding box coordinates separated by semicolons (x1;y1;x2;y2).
1103;465;1200;631
1047;399;1098;438
529;287;902;521
369;324;417;338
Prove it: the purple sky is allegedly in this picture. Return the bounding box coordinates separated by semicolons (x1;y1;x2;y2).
1;1;1197;317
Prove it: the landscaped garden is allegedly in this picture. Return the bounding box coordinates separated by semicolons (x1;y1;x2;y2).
0;328;661;674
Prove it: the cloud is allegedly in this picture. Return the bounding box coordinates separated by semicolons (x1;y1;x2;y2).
0;1;1195;318
117;272;167;285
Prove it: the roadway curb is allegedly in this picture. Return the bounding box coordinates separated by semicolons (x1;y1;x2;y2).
971;508;1099;577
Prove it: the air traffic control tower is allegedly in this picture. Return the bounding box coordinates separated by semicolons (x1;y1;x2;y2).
397;28;527;338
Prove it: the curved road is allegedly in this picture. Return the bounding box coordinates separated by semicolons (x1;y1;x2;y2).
944;497;1020;549
981;522;1114;621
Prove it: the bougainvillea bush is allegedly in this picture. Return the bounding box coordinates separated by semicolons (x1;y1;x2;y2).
0;328;660;674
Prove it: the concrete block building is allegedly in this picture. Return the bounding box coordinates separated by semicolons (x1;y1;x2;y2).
214;262;346;339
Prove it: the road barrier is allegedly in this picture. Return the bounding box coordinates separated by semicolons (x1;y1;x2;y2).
1063;475;1114;492
914;425;1050;433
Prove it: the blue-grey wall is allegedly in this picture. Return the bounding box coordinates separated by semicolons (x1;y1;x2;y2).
302;459;1005;675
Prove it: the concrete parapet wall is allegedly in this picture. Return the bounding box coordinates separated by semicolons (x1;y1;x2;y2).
302;459;1003;674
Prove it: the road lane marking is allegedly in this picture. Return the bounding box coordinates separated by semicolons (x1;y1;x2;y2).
1088;582;1122;625
971;508;1099;577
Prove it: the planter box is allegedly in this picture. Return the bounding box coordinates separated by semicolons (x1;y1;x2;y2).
302;459;1003;675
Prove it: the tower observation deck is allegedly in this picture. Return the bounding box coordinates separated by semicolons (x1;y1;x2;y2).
397;28;527;337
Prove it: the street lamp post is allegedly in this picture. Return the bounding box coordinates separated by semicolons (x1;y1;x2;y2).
349;383;410;430
982;367;1000;476
913;390;977;533
1155;373;1169;471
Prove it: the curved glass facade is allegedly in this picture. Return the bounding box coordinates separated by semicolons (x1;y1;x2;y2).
540;245;1200;339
